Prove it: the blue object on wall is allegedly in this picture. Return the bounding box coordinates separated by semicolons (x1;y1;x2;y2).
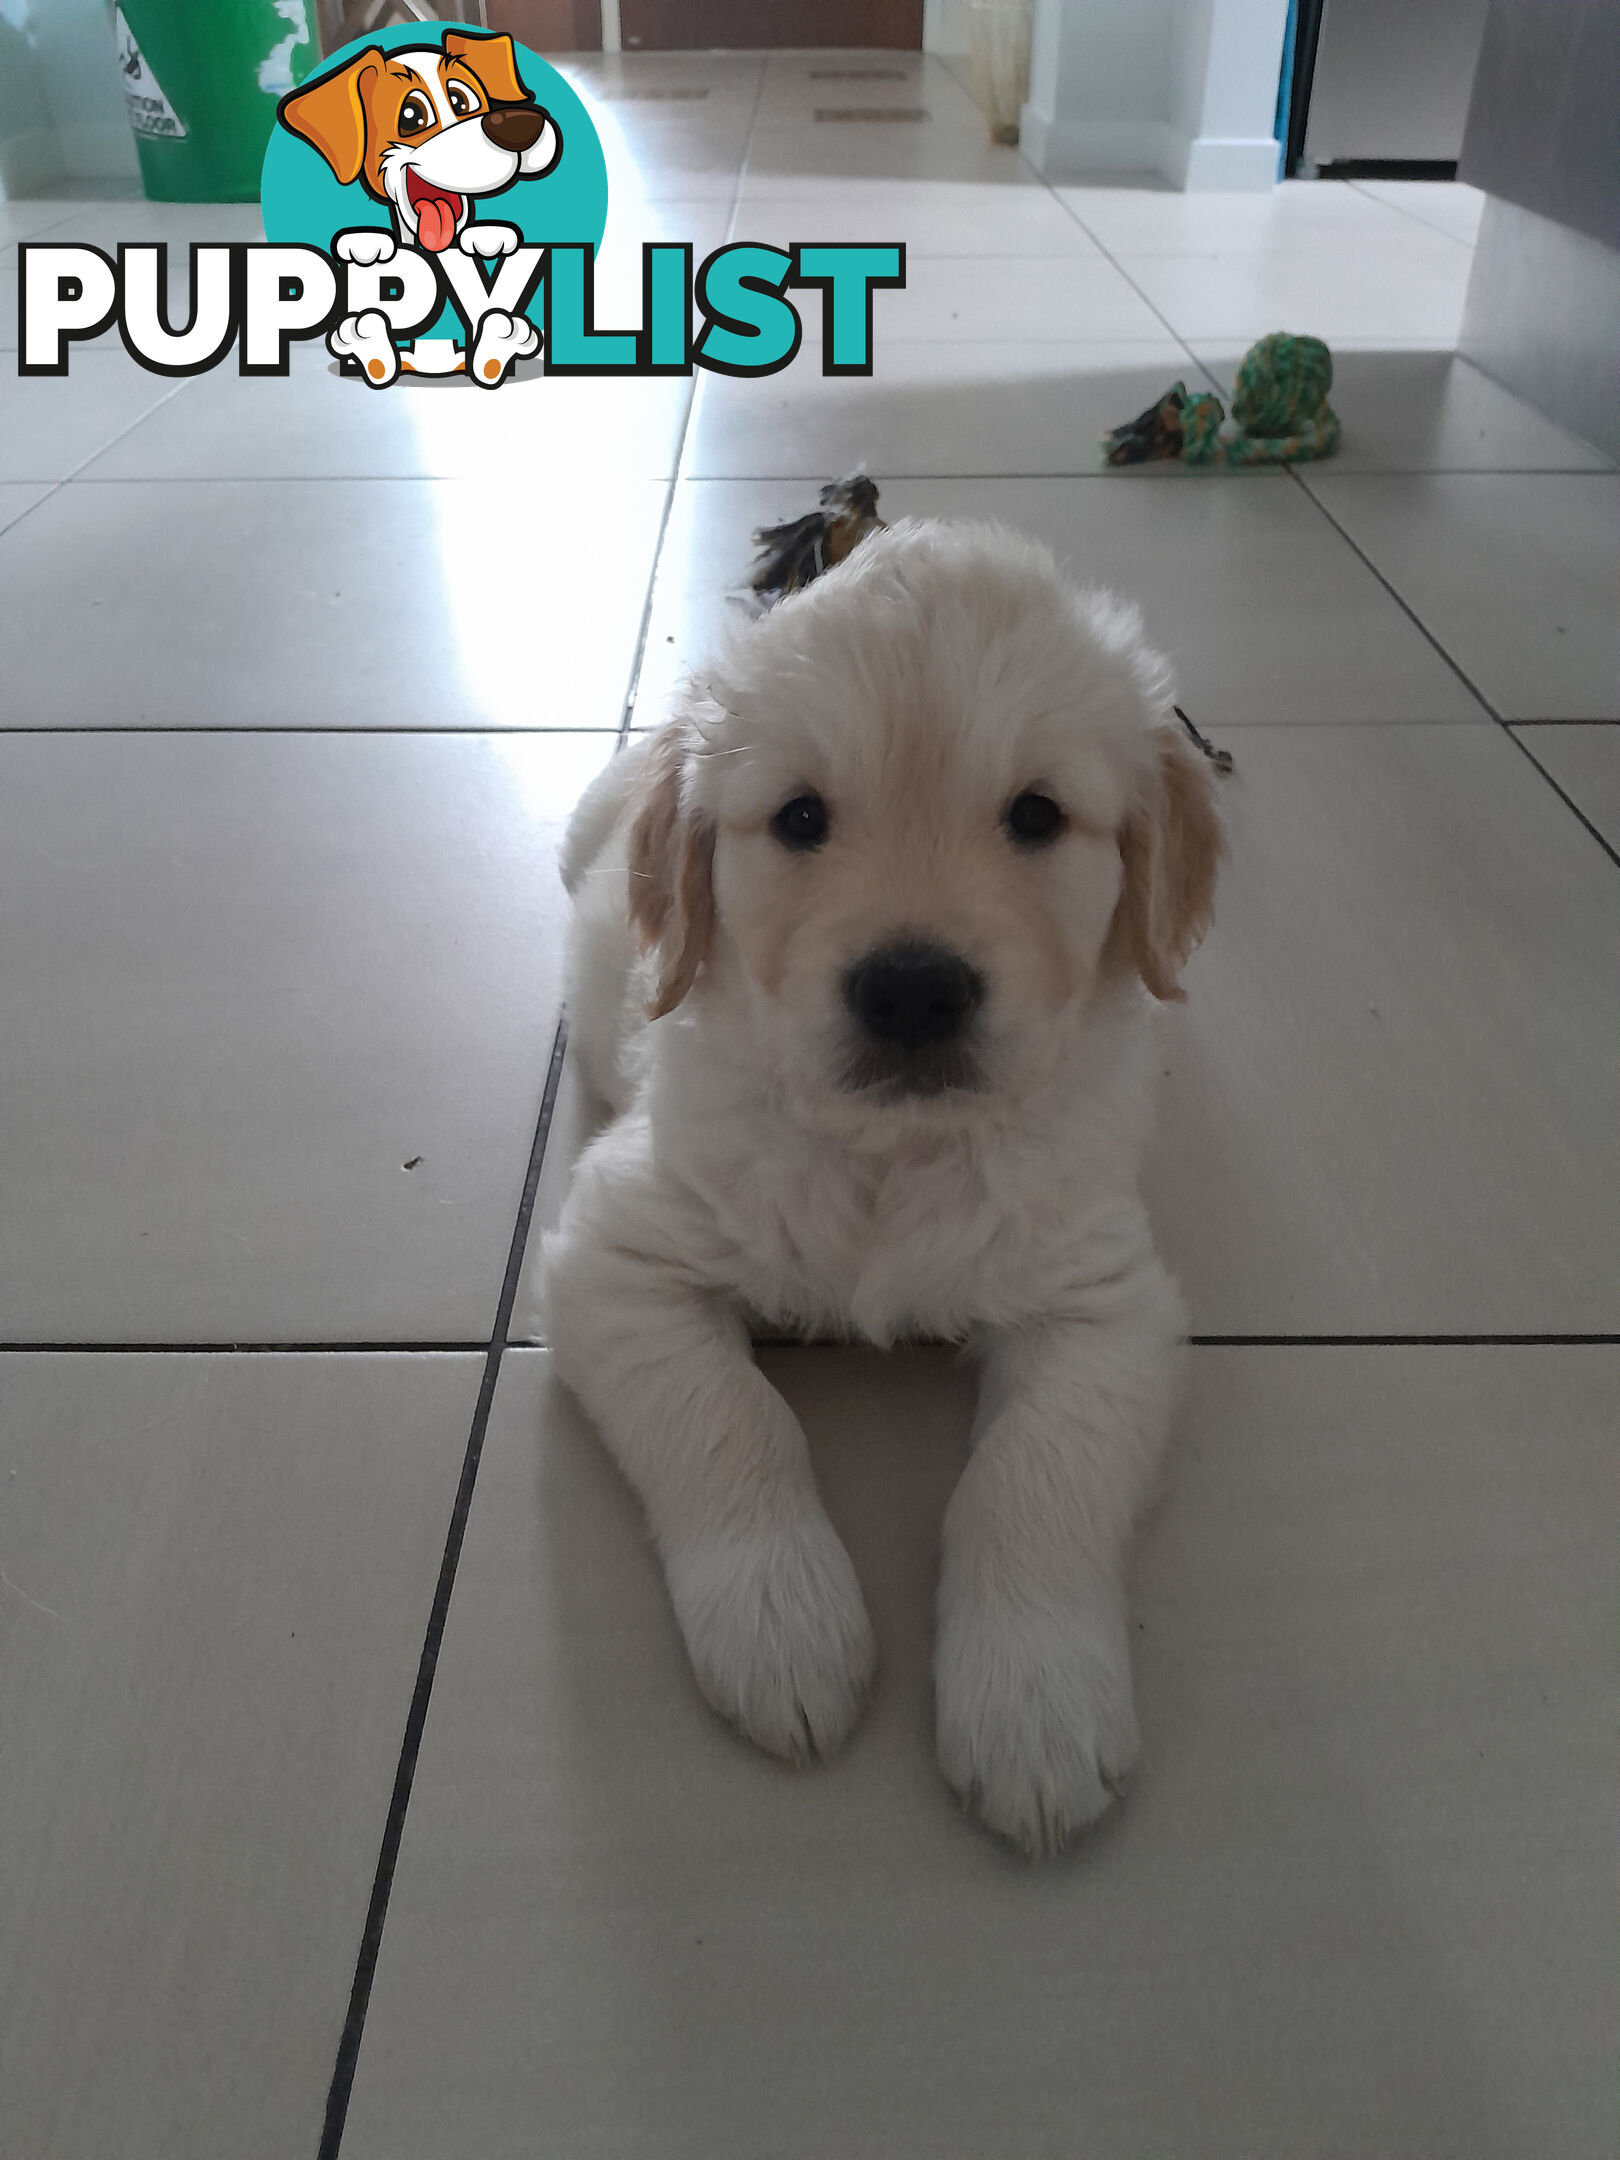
1274;0;1299;179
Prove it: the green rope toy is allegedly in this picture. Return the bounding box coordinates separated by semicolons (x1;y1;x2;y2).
1103;331;1340;469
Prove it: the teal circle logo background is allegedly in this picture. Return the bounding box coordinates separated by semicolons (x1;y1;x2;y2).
260;25;607;346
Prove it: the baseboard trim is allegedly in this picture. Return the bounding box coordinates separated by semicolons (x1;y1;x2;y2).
1168;131;1281;191
1017;105;1170;180
1020;110;1278;192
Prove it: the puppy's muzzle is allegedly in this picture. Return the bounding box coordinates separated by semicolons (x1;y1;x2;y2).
840;941;986;1097
482;105;549;152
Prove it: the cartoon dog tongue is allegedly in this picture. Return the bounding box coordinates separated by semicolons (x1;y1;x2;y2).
415;189;459;253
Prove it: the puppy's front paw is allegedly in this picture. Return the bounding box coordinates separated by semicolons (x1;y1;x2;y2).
668;1512;876;1763
935;1597;1139;1857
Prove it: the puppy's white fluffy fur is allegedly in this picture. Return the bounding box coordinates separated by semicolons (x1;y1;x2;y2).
544;519;1221;1856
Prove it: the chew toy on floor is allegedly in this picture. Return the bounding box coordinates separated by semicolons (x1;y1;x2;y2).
1102;332;1340;469
750;475;886;601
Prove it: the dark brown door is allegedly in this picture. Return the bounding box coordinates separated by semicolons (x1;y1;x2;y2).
487;0;604;52
619;0;922;49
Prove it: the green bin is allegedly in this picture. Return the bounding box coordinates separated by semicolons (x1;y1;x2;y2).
114;0;317;202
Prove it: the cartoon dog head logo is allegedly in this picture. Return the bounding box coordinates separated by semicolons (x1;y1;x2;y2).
263;24;605;385
278;31;561;255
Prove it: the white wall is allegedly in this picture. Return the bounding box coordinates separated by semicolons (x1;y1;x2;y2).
1461;195;1620;463
0;0;138;199
0;0;64;194
923;0;971;56
1021;0;1287;190
1171;0;1289;186
1022;0;1177;177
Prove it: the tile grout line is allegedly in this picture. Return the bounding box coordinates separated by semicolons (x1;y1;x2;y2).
315;1014;568;2160
614;431;695;737
1498;727;1620;872
315;78;767;2149
0;345;196;535
0;477;69;538
2;1329;1614;1355
1344;176;1477;249
29;457;1616;486
613;56;767;742
1288;469;1620;869
1285;465;1502;711
1026;169;1226;396
1188;1332;1620;1348
0;1340;485;1355
0;724;635;736
6;712;1613;742
24;469;683;487
52;373;195;487
516;1332;1620;1351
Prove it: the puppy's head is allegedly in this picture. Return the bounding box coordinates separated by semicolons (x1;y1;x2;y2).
628;520;1221;1120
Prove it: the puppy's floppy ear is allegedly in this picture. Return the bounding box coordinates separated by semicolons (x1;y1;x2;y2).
444;29;531;105
627;724;716;1020
1109;724;1223;1002
278;53;379;186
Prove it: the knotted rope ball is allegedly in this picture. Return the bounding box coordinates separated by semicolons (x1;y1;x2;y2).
1102;332;1340;469
1183;331;1340;467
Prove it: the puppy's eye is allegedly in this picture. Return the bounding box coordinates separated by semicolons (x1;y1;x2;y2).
399;93;434;135
1005;791;1066;847
770;794;829;851
446;80;475;116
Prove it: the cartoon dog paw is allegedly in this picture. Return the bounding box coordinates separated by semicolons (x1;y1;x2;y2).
460;222;523;259
469;308;538;387
334;228;397;268
328;309;399;388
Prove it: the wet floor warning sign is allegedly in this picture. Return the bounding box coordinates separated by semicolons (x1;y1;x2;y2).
115;7;186;139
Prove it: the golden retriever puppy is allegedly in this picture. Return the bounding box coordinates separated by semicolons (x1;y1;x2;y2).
544;518;1221;1855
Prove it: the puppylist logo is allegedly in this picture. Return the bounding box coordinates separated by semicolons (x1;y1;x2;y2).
17;24;904;390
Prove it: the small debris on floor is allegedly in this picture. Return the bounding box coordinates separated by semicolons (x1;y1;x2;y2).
1174;705;1235;775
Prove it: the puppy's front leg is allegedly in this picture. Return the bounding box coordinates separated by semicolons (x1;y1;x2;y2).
936;1261;1185;1855
547;1244;876;1761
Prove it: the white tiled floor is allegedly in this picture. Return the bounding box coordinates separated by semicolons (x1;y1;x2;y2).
339;1346;1619;2160
1;48;1615;2160
632;473;1488;723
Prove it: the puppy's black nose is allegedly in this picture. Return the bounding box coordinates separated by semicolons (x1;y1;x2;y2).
844;941;984;1049
482;105;548;151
